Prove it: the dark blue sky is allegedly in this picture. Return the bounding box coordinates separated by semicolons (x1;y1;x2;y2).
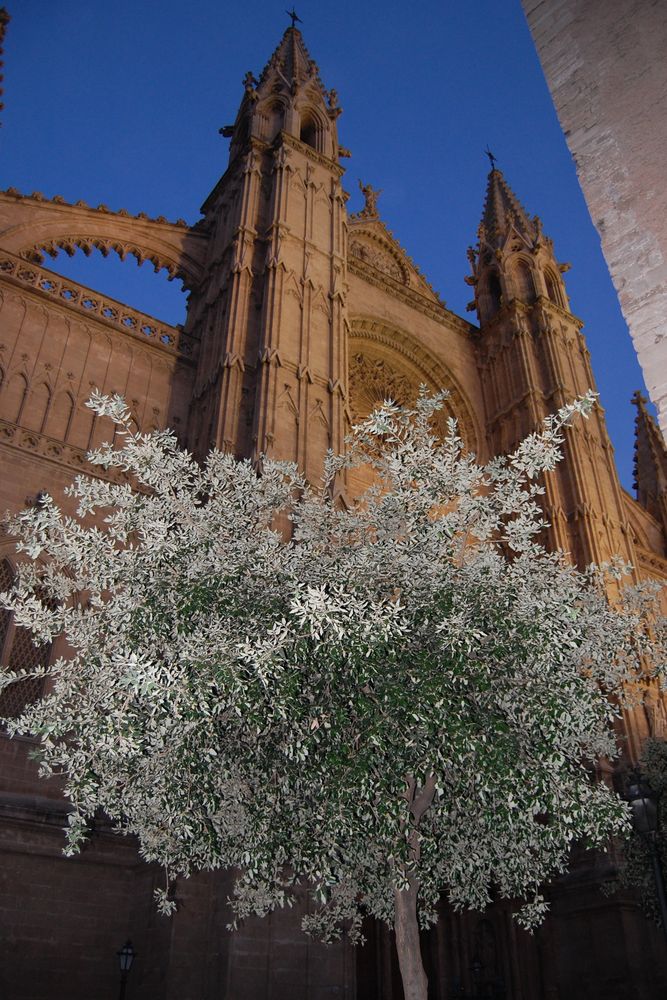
1;0;651;491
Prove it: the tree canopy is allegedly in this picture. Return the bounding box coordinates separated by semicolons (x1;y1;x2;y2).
2;390;664;1000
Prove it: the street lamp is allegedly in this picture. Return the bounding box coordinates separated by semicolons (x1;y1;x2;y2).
627;775;667;939
117;940;136;1000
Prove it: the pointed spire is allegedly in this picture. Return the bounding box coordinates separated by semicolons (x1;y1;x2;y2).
632;391;667;524
257;26;326;101
221;24;341;165
480;167;537;246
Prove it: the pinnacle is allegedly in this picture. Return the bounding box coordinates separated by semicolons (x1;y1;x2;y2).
257;25;324;96
479;168;536;245
632;390;667;511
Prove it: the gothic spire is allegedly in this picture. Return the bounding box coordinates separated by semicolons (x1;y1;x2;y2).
222;25;341;164
479;167;537;246
256;26;327;102
632;390;667;526
468;163;571;324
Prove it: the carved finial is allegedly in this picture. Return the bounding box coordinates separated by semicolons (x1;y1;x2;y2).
485;145;498;171
358;180;382;219
286;7;302;27
243;70;258;92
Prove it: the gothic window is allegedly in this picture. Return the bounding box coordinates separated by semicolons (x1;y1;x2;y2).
544;269;562;307
258;100;283;143
299;112;318;150
478;270;502;322
512;259;536;304
487;271;502;311
0;559;51;719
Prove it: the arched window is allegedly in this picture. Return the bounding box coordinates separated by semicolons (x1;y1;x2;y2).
478;270;502;322
544;270;562;306
299;113;318;150
487;271;502;311
512;259;536;304
258;100;284;143
0;559;51;719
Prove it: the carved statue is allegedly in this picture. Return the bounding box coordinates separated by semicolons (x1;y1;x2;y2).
243;70;258;94
358;180;382;218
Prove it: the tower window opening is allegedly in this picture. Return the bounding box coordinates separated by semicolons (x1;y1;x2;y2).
300;115;318;150
487;271;502;311
545;271;561;306
513;260;536;304
259;101;284;143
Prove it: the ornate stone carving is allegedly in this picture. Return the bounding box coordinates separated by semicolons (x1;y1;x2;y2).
348;352;457;443
0;252;196;360
349;238;404;283
354;180;382;220
0;416;125;482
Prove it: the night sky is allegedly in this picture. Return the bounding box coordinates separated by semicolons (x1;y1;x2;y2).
1;0;652;492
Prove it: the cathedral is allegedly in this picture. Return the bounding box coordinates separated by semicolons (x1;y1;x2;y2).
1;19;667;1000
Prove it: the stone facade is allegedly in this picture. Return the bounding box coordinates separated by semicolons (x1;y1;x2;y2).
522;0;667;443
1;24;667;1000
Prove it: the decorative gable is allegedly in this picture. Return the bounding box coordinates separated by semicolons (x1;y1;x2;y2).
347;180;443;304
349;234;406;284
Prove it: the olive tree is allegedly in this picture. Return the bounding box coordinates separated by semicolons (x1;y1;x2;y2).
2;390;664;1000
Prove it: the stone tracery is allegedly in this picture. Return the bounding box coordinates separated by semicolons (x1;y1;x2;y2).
0;191;209;290
349;318;480;455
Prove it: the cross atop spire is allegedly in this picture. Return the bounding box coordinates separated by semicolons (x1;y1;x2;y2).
285;7;302;28
484;146;497;171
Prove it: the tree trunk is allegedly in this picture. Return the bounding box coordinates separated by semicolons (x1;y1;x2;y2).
394;879;429;1000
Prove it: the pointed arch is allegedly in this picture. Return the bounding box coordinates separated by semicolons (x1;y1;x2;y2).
1;371;29;424
22;380;52;433
299;113;319;150
510;258;536;304
45;389;76;442
544;268;563;307
349;316;481;457
298;105;327;153
0;194;209;289
256;97;287;144
478;269;503;322
67;399;96;452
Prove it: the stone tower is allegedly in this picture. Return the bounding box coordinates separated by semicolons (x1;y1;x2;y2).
468;166;635;574
186;27;349;485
